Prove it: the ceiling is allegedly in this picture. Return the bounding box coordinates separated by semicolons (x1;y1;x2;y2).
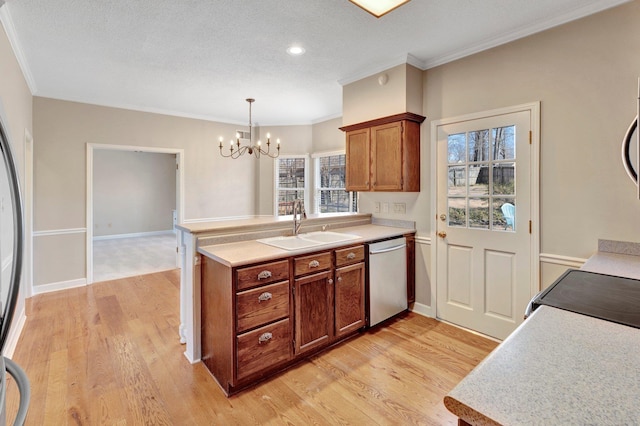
1;0;630;126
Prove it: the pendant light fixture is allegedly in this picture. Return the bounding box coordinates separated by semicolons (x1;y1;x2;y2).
218;98;280;159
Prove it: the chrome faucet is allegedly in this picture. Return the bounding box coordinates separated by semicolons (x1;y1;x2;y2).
292;198;306;235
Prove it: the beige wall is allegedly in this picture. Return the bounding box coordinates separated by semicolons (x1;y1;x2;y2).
93;150;176;236
0;10;33;347
342;63;423;126
342;1;640;308
33;97;257;286
426;1;640;260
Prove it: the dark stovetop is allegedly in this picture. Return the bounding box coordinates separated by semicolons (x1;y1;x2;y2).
532;269;640;329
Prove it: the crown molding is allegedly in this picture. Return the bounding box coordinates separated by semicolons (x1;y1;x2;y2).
423;0;631;69
338;53;425;87
0;3;37;94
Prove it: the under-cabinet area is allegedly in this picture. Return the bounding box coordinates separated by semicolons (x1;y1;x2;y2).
200;235;414;396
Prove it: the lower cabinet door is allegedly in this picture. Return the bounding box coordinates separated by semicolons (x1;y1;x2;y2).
236;318;291;381
335;262;365;338
294;270;333;355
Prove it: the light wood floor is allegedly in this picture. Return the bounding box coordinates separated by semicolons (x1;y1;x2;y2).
5;270;497;425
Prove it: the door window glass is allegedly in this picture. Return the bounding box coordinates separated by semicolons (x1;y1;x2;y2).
446;125;516;231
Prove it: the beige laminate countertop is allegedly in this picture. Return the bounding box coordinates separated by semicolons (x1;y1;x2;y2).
445;242;640;425
198;223;414;267
444;305;640;425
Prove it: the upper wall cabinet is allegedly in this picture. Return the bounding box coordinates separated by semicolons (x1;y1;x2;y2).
340;113;425;192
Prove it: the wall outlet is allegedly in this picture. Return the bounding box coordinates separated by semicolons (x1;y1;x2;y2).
393;202;406;214
374;202;380;213
382;202;389;213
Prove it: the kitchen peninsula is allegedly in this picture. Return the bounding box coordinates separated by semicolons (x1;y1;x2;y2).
175;213;415;370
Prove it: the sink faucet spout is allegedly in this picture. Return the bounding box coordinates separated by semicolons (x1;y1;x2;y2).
292;198;306;235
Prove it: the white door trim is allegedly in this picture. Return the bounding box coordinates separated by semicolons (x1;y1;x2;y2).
430;102;541;321
86;143;185;284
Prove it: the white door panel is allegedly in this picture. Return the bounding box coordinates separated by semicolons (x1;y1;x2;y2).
436;109;533;340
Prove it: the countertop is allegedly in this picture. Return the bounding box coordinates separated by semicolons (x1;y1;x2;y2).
444;305;640;425
445;239;640;425
198;223;414;267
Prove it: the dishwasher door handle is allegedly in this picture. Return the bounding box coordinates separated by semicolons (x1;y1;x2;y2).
369;243;406;255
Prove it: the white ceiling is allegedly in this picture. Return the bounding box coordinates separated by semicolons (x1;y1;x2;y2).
1;0;630;125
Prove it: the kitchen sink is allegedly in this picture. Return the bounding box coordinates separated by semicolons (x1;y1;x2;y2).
257;231;360;251
300;231;360;244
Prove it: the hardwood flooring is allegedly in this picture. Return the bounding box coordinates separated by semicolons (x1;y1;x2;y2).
5;270;497;425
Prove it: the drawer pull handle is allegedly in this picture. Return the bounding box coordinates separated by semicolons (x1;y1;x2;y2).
258;292;272;302
309;260;320;268
258;332;273;344
257;270;272;280
347;252;356;260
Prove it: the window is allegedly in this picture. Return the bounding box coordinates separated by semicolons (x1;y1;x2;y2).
275;155;308;216
447;125;516;231
313;152;357;213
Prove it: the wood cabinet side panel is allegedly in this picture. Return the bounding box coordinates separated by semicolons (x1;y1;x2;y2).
405;234;416;304
402;121;421;192
201;257;234;392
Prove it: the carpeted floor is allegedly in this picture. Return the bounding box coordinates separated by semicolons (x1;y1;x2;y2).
93;232;178;282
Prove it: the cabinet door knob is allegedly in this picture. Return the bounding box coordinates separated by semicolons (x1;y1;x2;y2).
347;252;356;260
337;276;342;282
328;278;334;285
258;292;272;302
309;260;320;268
258;332;273;344
437;231;447;238
257;270;272;280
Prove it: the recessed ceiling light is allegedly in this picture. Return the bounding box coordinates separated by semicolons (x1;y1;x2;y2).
349;0;410;18
286;45;306;56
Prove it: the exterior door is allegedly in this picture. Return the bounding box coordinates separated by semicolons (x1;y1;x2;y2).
436;109;532;340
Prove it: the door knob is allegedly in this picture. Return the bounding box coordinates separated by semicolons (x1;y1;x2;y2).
438;231;447;238
439;214;446;221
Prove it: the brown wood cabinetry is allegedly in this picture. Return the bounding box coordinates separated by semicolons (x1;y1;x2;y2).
200;239;406;396
293;246;366;355
340;112;425;192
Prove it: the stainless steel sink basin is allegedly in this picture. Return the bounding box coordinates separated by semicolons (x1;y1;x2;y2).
257;231;360;251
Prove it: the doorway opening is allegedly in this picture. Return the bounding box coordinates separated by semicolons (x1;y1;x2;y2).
86;144;185;284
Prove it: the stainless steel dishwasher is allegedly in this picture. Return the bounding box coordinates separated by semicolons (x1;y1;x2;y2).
368;237;407;326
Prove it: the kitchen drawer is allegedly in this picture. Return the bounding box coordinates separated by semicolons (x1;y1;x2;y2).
335;245;365;267
236;318;291;381
236;281;290;333
294;251;332;277
236;259;289;291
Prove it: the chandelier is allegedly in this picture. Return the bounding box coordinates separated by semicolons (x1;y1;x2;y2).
218;98;280;159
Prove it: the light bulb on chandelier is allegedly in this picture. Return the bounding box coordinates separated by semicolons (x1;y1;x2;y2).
218;98;281;159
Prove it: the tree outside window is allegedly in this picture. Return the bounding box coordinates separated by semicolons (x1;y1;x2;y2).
314;153;357;213
275;156;308;216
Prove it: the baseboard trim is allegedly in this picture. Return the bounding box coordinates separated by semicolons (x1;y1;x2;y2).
3;307;25;359
93;230;174;241
32;277;86;296
410;302;434;318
